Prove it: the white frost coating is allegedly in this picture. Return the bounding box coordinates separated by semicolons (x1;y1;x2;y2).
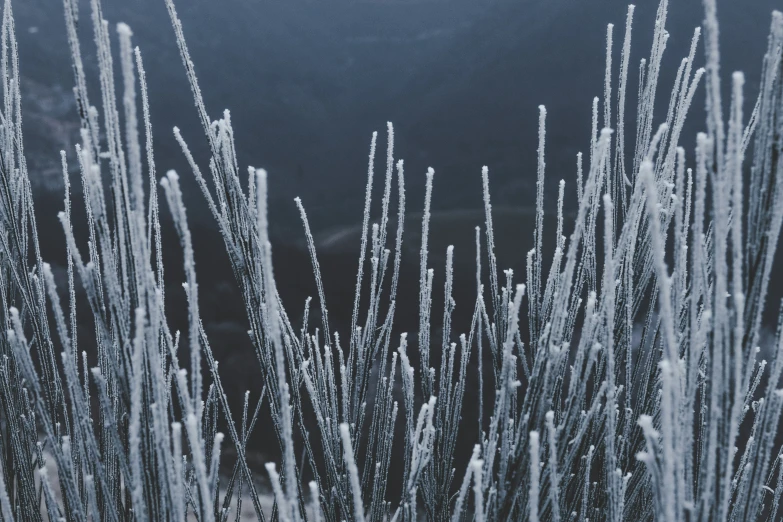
529;431;540;522
0;0;780;520
340;423;366;522
258;167;299;522
472;459;485;522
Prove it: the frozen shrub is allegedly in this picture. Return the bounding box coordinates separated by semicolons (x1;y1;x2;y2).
0;0;782;520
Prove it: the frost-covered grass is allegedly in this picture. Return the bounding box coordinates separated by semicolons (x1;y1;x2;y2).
0;0;783;520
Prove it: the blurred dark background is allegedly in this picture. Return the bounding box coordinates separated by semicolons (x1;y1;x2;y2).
13;0;782;469
15;0;779;232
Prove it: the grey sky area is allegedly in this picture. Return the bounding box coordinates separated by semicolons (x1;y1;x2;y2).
14;0;778;237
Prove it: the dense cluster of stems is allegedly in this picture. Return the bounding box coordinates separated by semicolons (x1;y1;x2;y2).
0;0;783;520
